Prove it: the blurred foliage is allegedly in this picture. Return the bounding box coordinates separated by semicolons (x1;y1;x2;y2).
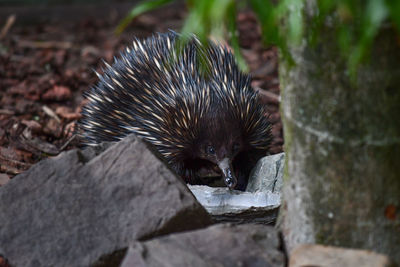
117;0;400;74
115;0;175;35
312;0;395;76
0;0;122;5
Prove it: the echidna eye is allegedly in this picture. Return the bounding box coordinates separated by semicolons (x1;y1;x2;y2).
207;145;215;155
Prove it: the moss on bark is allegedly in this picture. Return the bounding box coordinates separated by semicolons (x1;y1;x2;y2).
279;11;400;264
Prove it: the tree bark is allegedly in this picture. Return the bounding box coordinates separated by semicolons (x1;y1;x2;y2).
279;4;400;264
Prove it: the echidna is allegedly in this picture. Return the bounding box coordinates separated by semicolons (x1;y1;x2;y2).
79;31;271;190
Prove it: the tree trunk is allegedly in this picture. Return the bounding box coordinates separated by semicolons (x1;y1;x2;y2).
279;4;400;264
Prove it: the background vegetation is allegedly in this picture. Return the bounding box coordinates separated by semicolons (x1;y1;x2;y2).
118;0;400;75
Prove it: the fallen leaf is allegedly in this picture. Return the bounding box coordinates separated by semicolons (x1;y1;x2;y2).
42;85;71;101
385;205;396;220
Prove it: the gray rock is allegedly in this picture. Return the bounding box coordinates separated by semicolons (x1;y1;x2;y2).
121;223;285;267
209;207;280;225
246;152;285;193
189;185;280;224
187;153;285;225
189;185;281;214
289;244;395;267
0;134;211;267
0;173;10;186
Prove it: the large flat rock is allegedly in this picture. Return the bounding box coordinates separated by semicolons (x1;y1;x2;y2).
121;223;285;267
0;134;211;267
189;185;280;224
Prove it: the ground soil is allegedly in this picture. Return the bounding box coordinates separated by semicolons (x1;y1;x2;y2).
0;3;283;183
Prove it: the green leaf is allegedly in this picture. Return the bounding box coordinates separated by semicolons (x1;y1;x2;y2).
179;0;249;72
386;0;400;31
348;0;388;77
285;0;304;45
180;0;212;43
115;0;175;35
180;0;233;43
250;0;279;45
338;25;352;55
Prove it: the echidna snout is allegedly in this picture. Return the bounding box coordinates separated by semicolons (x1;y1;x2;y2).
191;129;244;189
